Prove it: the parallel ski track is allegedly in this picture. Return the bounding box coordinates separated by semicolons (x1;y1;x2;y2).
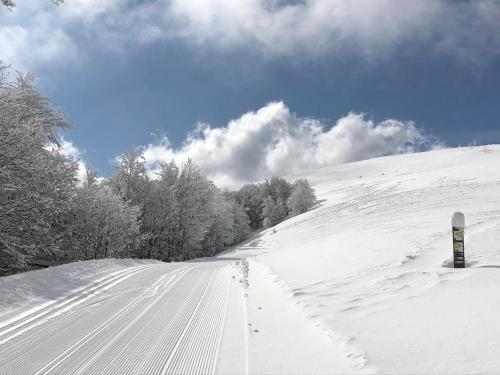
163;271;230;375
106;268;215;375
0;261;234;375
33;266;191;375
0;264;156;346
0;265;180;374
0;265;162;364
86;266;229;375
159;269;216;374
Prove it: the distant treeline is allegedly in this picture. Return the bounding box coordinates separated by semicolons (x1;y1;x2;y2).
0;64;316;275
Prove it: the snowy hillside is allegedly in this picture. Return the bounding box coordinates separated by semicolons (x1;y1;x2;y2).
224;144;500;374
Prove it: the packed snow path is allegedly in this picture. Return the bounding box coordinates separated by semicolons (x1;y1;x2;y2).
0;260;243;375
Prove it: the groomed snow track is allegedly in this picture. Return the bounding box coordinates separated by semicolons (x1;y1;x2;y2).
0;260;236;375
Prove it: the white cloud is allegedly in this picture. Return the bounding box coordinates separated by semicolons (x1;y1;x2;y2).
0;1;79;71
139;102;442;188
0;24;76;72
164;0;500;63
2;0;500;69
0;0;117;70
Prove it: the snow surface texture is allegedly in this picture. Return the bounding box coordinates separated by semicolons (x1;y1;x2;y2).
0;259;245;374
224;145;500;374
1;145;500;374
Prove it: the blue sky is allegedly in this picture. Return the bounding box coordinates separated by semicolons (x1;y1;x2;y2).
1;0;500;187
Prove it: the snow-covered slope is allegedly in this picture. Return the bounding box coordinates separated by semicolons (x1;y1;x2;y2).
225;145;500;374
2;145;499;374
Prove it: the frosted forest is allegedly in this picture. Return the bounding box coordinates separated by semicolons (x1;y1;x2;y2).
0;63;316;275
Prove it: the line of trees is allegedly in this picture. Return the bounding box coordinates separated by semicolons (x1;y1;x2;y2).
234;176;317;230
0;64;316;275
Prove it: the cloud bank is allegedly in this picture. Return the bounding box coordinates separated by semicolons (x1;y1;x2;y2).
2;0;500;69
167;0;500;63
140;102;441;188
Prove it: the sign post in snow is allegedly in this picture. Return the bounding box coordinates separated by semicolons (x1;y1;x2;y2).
452;212;465;268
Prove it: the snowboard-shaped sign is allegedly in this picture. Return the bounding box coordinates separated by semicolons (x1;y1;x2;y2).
452;212;465;268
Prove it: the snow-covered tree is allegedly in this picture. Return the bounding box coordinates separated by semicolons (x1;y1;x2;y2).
0;67;78;274
268;176;293;207
84;168;98;189
170;159;215;260
158;159;179;187
141;159;217;261
107;147;150;258
261;195;288;228
262;196;277;228
232;202;251;243
142;159;252;260
202;192;235;256
107;146;149;207
236;183;264;229
141;162;179;260
287;179;317;216
63;176;140;261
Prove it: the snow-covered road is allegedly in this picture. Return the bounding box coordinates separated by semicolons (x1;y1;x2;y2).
0;260;245;375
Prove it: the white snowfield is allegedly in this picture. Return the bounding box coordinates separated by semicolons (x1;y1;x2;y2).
1;145;500;374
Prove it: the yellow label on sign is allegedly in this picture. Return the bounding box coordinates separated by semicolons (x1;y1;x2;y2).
453;230;464;241
453;242;464;252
